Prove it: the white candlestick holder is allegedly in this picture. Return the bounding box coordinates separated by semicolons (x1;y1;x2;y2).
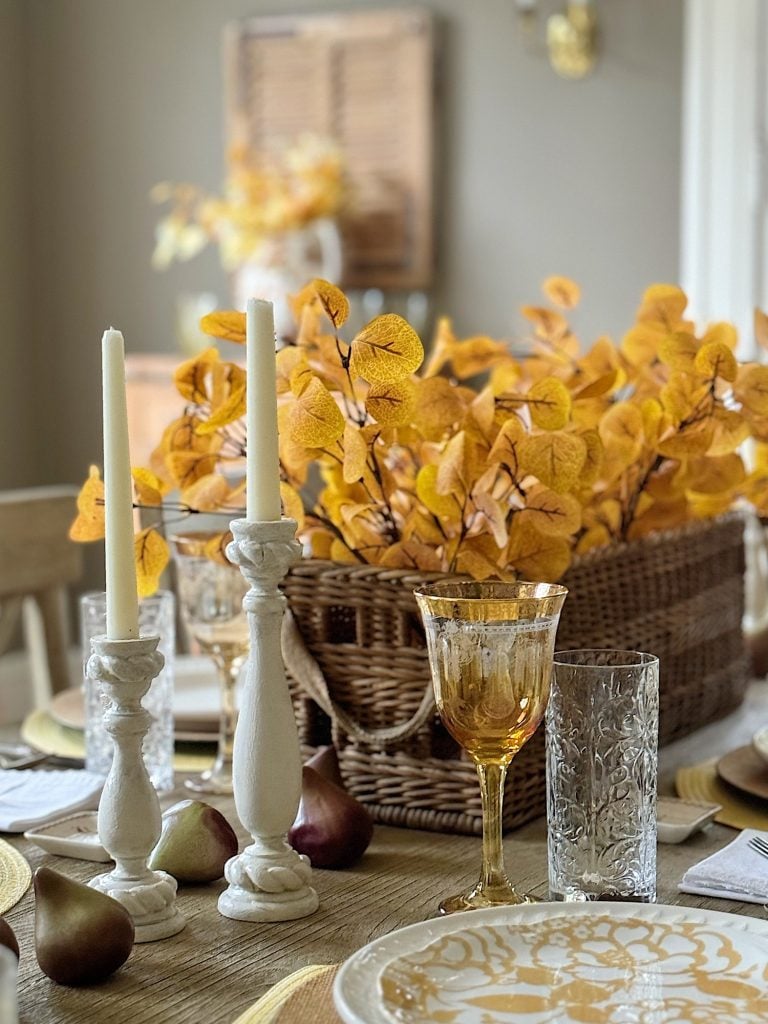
86;635;185;942
218;518;318;922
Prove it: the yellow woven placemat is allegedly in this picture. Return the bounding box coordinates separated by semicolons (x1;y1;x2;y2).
0;839;32;914
231;965;339;1024
21;710;216;773
676;758;768;831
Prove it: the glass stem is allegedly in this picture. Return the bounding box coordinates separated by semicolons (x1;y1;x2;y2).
211;657;240;777
477;761;510;893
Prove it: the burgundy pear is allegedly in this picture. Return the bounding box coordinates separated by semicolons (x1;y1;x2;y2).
34;867;134;986
289;766;373;869
0;917;19;959
305;745;344;789
148;799;239;883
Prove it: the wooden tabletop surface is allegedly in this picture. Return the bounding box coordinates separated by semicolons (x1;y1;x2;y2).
5;791;766;1024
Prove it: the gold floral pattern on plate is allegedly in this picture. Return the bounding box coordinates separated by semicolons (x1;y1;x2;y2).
379;913;768;1023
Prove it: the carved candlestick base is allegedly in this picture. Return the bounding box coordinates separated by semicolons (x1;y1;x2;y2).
87;636;185;942
218;518;318;922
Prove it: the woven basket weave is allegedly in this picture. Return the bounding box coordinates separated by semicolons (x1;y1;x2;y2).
281;513;749;835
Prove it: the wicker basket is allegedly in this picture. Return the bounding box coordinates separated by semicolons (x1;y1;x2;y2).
281;513;749;835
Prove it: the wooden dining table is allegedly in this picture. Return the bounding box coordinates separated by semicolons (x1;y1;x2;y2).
4;794;765;1024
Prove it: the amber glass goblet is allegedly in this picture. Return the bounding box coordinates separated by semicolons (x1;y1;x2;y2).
414;580;567;914
171;533;249;795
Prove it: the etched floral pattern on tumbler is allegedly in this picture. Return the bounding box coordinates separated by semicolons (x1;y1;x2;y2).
415;581;567;915
546;649;659;903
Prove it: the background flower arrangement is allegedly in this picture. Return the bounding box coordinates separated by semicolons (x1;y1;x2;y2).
71;278;768;594
150;135;345;272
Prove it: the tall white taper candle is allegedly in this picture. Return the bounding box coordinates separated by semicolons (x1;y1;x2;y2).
246;299;281;522
102;328;139;640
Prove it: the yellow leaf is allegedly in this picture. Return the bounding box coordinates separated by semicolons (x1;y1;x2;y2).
518;432;587;492
199;311;246;344
578;429;603;486
702;321;738;351
572;370;619;400
174;347;219;403
507;519;571;581
413;377;467;441
436;431;468;497
289;359;314;397
640;398;665;446
276;347;309;395
330;538;359;564
734;364;768;416
520;305;569;340
365;379;416;426
203;531;233;567
449;335;510;379
134;527;169;598
709;407;750;456
69;465;105;541
472;491;508;547
542;275;581;309
621;323;664;366
181;472;230;511
380;540;442;572
636;283;687;326
681;454;745;494
657;419;714;459
487;417;525;468
166;450;219;489
598;402;644;463
402;508;446;547
658;331;698;372
489;361;522;396
350;314;424;383
288;377;345;448
576;524;611;555
694;340;738;382
660;373;708;424
195;385;246;435
416;464;462;518
519;487;581;536
455;535;509;581
468;386;496;436
279;482;305;528
756;308;768;352
293;279;349;328
160;413;219;456
527;377;571;430
342;423;368;484
131;467;165;506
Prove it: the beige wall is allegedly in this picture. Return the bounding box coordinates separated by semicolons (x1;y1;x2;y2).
17;0;682;491
0;0;33;487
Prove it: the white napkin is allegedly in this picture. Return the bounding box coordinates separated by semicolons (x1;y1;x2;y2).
679;829;768;904
0;769;104;833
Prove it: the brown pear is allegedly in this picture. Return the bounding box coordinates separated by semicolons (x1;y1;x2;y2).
148;799;238;883
305;745;344;789
34;867;134;986
289;766;374;869
0;917;19;959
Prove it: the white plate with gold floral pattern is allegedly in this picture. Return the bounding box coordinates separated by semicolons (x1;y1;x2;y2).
334;902;768;1024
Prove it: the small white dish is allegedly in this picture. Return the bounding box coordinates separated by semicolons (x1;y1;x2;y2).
24;812;110;862
657;796;720;844
752;725;768;764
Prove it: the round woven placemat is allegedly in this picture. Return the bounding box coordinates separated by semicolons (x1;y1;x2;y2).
676;758;768;831
21;710;216;773
0;839;32;914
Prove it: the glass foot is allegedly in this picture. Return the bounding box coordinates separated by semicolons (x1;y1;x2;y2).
184;768;233;795
439;883;539;916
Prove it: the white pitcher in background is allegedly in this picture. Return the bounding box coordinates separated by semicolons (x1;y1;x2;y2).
232;218;343;343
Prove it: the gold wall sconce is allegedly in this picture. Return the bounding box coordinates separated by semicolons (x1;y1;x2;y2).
516;0;599;80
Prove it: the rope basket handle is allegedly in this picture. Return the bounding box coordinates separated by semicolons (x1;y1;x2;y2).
281;609;436;746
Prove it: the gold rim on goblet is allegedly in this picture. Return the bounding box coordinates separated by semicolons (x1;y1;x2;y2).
414;580;567;915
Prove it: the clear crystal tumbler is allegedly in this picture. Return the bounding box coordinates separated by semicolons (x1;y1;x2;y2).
546;649;659;902
81;590;175;792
